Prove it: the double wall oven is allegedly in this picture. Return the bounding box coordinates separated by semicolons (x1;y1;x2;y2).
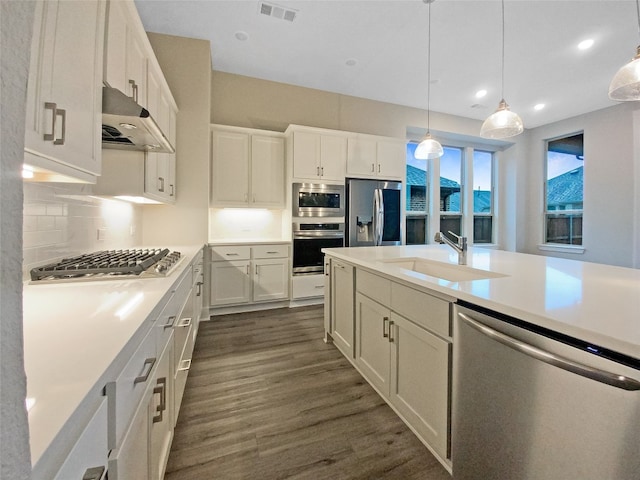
292;183;345;275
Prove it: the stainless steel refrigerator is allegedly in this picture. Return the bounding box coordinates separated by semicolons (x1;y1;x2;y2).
345;178;402;247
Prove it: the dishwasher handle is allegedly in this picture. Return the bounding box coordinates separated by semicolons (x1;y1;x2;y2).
458;312;640;391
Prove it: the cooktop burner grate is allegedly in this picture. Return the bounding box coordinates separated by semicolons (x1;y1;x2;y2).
30;248;180;281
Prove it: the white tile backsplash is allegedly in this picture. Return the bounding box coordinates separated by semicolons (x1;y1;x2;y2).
23;182;142;279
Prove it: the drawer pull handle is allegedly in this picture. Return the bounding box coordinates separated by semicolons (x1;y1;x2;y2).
82;466;105;480
315;285;324;289
152;377;166;423
266;251;279;254
226;253;239;256
177;317;192;328
382;316;389;338
44;102;57;141
196;281;203;296
134;357;156;384
163;315;176;329
178;359;192;371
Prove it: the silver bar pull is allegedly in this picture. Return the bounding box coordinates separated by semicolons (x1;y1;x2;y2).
54;108;66;145
382;316;389;338
246;264;250;275
170;184;175;197
82;466;105;480
196;281;203;296
458;312;640;391
178;359;192;372
321;166;324;176
158;177;165;192
44;102;57;141
225;253;239;256
134;357;156;384
163;315;176;329
255;264;259;275
152;377;166;423
377;163;381;173
177;317;192;328
388;320;395;343
371;163;375;173
129;79;138;103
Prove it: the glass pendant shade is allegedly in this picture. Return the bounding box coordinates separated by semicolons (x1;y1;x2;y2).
415;132;444;159
609;46;640;101
480;99;524;139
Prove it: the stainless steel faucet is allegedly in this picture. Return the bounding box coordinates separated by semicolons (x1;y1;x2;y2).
434;231;467;265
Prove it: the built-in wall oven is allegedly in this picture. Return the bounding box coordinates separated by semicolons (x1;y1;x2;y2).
292;183;345;218
292;222;344;275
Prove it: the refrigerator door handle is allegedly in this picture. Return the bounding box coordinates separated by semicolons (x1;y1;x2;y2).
373;188;384;246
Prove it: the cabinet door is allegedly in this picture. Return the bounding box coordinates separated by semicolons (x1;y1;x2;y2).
319;134;347;181
125;23;147;107
108;385;151;480
376;140;405;180
149;336;174;480
251;135;284;207
54;399;108;480
331;261;354;357
292;131;321;180
355;293;391;397
211;130;250;205
253;259;289;302
323;259;332;336
210;261;251;305
104;0;127;92
24;0;105;178
390;313;450;460
347;137;378;178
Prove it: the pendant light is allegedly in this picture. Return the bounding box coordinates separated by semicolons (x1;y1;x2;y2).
480;0;523;139
415;0;443;160
609;0;640;101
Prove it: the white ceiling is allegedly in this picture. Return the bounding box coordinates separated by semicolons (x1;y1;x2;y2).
134;0;639;129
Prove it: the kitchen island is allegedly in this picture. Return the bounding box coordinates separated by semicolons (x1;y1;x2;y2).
23;245;204;480
322;244;640;474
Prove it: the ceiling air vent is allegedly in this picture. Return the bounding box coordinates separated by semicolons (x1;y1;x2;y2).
259;2;297;22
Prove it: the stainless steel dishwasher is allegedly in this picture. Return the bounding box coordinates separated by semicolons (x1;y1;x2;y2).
452;303;640;480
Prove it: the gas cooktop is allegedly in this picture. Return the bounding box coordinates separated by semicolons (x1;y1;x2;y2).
30;248;182;282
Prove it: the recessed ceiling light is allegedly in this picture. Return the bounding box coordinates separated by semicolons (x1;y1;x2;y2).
345;58;357;67
235;31;249;41
475;89;487;99
534;103;545;111
578;39;594;50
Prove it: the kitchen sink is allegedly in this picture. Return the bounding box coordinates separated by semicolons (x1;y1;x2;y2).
380;258;508;282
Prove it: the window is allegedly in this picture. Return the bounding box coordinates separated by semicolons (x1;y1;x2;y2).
405;142;428;244
545;133;584;245
472;150;494;244
440;147;463;242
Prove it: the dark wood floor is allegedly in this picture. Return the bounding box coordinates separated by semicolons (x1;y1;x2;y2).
165;305;451;480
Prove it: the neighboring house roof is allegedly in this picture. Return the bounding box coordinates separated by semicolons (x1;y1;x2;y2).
547;166;583;207
447;191;491;212
406;164;460;189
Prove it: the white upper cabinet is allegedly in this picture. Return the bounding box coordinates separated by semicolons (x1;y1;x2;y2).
104;0;147;107
210;125;285;208
347;134;405;181
24;0;106;182
287;126;347;183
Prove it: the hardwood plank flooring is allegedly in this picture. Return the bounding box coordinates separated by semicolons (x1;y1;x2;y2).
165;305;451;480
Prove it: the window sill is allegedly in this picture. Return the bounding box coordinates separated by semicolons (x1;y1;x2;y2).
473;243;499;249
537;244;585;254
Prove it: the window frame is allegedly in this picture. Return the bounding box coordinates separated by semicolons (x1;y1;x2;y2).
542;132;584;249
471;149;495;245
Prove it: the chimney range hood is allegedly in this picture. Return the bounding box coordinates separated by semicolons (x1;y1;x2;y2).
101;87;175;154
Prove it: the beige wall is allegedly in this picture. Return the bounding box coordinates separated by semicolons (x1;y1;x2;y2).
211;70;639;267
142;33;212;246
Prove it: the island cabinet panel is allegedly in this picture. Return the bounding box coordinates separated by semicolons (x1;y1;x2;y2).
389;313;450;460
331;260;355;357
327;254;453;469
355;293;392;396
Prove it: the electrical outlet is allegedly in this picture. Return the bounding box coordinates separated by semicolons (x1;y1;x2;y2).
97;228;107;241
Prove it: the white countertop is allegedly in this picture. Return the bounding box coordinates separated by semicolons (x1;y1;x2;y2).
23;245;203;471
322;245;640;360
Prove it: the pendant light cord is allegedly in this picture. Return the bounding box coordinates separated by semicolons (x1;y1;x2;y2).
427;0;432;133
501;0;505;100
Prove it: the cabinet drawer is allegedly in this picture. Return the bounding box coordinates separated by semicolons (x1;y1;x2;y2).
292;274;325;299
110;327;156;449
155;270;192;354
211;245;251;261
252;244;289;259
391;283;451;338
356;269;391;305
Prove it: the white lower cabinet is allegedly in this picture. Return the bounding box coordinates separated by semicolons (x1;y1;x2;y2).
210;244;290;309
149;336;174;480
53;399;108;480
331;258;453;467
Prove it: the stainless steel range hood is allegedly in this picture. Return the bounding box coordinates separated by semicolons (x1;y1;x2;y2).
101;87;175;154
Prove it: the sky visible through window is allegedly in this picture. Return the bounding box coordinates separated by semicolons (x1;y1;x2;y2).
547;151;583;179
407;142;492;190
